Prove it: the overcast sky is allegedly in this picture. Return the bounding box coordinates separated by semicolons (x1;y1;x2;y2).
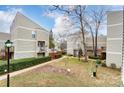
0;5;123;35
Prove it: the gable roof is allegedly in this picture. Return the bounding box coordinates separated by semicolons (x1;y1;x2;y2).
12;12;49;33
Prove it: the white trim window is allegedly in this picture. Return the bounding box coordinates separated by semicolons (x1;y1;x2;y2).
32;31;36;39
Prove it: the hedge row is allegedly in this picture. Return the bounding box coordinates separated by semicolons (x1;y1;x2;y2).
0;56;51;75
88;55;100;59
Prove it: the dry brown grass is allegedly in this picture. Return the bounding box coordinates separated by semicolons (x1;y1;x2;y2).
0;56;122;87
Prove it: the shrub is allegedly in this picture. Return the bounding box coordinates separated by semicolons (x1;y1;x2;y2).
101;52;106;60
111;63;116;69
0;56;51;75
67;54;73;56
96;59;101;64
89;55;100;59
101;60;106;67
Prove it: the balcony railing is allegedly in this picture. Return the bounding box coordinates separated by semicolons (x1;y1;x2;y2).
37;47;46;53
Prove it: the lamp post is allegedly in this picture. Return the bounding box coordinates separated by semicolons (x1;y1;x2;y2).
5;40;12;87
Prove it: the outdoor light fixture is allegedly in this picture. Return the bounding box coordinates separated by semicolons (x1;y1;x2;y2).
5;40;12;48
5;40;13;87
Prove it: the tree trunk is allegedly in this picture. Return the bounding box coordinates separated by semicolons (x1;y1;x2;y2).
92;33;95;56
84;41;88;62
90;27;95;56
81;26;88;62
81;30;87;62
94;28;98;57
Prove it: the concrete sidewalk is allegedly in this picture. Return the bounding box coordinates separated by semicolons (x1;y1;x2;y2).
0;57;64;81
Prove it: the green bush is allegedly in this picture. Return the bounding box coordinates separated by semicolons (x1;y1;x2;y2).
89;55;100;59
101;62;106;67
67;54;73;56
111;63;116;69
0;56;51;75
96;59;101;64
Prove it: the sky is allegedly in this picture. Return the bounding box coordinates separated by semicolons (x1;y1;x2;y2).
0;5;123;35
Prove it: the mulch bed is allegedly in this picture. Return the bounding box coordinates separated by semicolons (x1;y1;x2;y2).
31;65;74;76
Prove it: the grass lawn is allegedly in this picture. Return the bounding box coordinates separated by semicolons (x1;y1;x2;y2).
0;56;122;87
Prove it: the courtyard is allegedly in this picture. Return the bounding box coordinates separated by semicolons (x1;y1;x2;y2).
0;56;121;87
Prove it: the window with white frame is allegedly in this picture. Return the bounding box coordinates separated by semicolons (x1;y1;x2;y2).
32;31;36;39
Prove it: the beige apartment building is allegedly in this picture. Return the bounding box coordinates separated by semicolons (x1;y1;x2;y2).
0;12;49;59
106;11;123;68
11;12;49;59
0;32;11;58
67;31;106;56
0;32;10;49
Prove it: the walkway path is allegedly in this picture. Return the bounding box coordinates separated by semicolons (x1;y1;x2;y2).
0;57;64;81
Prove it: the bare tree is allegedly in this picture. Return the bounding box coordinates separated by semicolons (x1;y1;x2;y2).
57;32;67;51
53;24;71;51
49;30;55;49
84;19;95;56
49;5;88;62
91;8;106;57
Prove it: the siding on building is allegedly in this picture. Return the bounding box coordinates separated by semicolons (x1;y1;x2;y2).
67;32;84;56
67;31;106;56
10;12;49;59
106;11;123;68
0;32;10;49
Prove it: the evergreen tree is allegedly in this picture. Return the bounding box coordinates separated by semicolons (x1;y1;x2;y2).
49;30;55;49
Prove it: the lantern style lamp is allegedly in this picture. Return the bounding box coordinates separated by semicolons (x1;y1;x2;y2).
5;40;13;87
5;40;12;48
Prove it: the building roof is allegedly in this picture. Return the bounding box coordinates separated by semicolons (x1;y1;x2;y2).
12;12;49;33
0;32;10;40
68;31;89;36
